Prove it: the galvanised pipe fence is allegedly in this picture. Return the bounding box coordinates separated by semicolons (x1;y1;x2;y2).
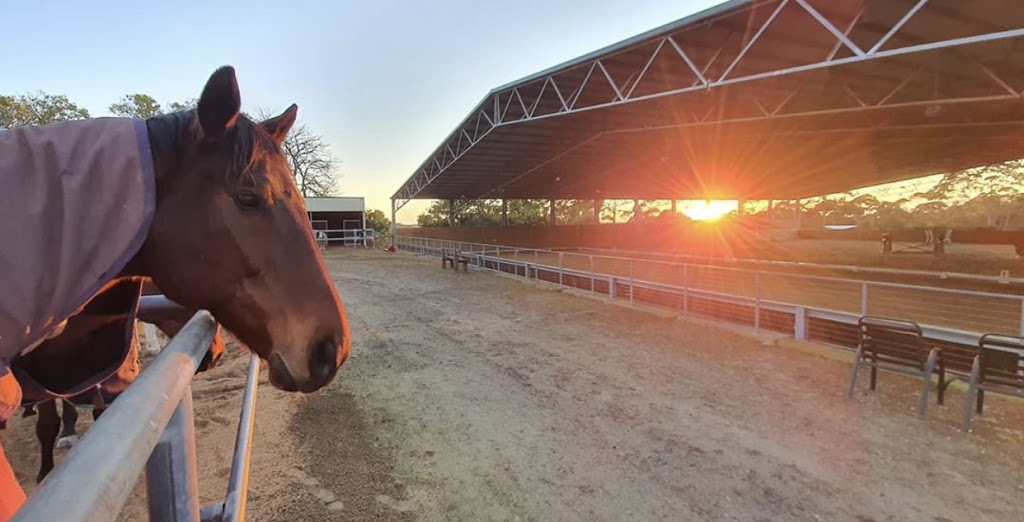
12;296;260;522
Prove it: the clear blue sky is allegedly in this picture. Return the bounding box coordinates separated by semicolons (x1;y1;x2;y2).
1;0;722;223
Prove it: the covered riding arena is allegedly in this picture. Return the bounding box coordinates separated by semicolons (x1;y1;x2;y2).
390;1;1024;350
353;0;1024;519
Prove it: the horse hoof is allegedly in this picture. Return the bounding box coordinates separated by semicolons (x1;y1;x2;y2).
56;435;78;449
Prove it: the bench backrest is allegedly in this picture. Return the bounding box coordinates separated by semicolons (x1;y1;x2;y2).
859;316;927;368
978;334;1024;391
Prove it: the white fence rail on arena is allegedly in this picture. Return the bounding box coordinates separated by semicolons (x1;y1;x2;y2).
396;237;1024;350
313;228;376;248
13;297;259;522
557;246;1024;286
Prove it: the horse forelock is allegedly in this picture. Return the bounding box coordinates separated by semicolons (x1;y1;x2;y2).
229;116;281;189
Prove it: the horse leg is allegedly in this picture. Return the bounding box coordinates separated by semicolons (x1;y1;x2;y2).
56;399;80;450
91;388;106;421
59;399;78;437
35;401;60;483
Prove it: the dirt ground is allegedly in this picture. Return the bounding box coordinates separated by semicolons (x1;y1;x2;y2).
5;248;1024;521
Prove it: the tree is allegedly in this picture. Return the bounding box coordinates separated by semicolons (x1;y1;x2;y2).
913;159;1024;230
251;108;340;197
417;201;451;227
109;93;163;118
167;98;198;112
555;200;595;225
507;200;549;225
416;199;557;227
365;209;391;241
0;92;90;128
282;125;339;197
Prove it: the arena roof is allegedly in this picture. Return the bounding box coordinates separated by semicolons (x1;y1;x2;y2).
392;0;1024;210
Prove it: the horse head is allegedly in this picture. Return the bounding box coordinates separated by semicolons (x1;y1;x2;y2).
133;66;349;393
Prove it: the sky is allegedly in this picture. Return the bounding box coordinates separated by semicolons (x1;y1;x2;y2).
0;0;724;223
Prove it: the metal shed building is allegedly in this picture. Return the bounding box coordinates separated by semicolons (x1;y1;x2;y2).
305;197;370;246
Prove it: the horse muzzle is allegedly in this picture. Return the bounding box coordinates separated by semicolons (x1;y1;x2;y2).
267;335;346;393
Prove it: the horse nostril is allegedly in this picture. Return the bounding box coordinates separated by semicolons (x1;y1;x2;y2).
309;336;338;383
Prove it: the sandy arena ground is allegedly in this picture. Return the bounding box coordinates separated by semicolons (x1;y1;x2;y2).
4;248;1024;521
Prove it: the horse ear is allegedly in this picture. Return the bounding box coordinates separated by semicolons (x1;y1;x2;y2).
197;66;241;139
261;104;298;146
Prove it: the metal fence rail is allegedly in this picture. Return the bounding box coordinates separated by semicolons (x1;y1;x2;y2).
313;228;376;247
398;236;1024;350
13;298;260;522
562;246;1024;286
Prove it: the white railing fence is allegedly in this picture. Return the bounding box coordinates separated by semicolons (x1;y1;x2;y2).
396;236;1024;349
313;228;376;248
13;297;259;522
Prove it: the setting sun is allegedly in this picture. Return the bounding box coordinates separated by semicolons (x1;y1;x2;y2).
680;200;736;221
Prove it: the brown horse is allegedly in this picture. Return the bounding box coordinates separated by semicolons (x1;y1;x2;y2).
0;66;349;517
122;67;349;392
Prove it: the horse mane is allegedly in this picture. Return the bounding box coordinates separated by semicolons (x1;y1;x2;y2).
145;111;280;188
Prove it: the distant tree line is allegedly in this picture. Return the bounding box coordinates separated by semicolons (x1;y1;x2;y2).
1;91;340;198
416;159;1024;231
415;199;671;227
786;160;1024;231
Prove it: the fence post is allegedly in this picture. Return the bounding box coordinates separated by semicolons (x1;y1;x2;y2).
754;272;761;334
559;253;564;286
629;260;635;305
861;282;869;317
142;322;160;355
590;255;595;294
795;307;807;340
682;264;689;317
145;390;201;522
221;354;261;522
1020;298;1024;337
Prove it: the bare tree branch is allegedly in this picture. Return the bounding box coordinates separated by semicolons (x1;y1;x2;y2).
251;108;341;197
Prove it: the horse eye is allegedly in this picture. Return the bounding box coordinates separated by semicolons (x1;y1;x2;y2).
234;192;261;210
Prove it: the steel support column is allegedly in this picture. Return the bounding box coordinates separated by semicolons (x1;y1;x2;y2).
501;199;508;226
594;199;602;223
549;199;556;226
390;198;397;245
360;205;367;247
448;199;455;227
670;200;677;213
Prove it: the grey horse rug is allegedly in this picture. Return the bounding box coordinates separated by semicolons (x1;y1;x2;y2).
0;118;155;421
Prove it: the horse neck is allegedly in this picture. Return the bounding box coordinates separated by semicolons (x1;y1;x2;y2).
119;112;193;279
145;111;194;177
